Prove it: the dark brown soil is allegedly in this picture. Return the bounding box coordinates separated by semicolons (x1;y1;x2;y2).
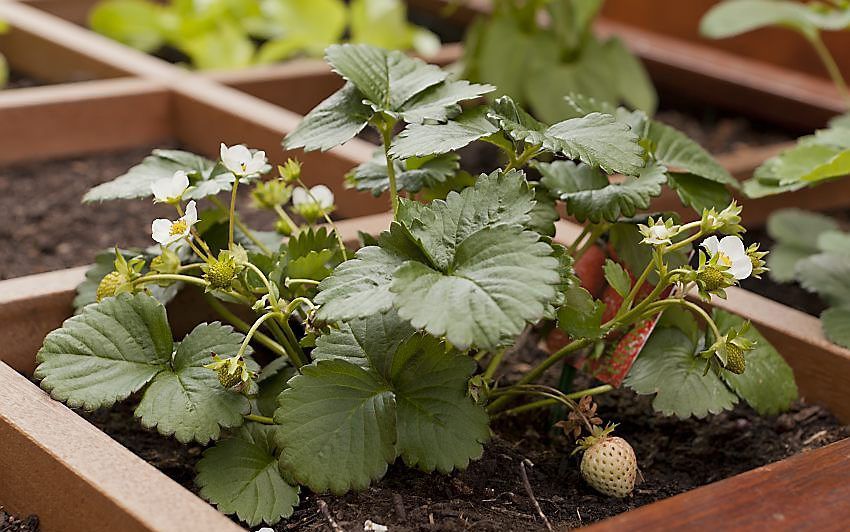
0;146;279;280
77;337;848;532
0;507;39;532
4;72;45;90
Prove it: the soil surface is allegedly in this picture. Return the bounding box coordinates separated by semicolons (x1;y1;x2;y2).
0;146;278;280
0;507;39;532
77;336;848;532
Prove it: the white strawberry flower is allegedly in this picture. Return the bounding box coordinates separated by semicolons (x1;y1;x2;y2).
638;218;679;246
220;143;267;177
151;170;190;203
292;184;334;210
152;200;198;246
701;235;752;280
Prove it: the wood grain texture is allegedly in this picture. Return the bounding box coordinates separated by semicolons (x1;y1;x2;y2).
0;362;243;532
0;78;171;164
584;437;850;531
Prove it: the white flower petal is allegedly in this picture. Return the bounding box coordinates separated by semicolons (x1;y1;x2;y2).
292;187;309;207
729;256;753;280
718;235;747;261
184;200;199;226
701;235;720;255
310;185;334;208
152;219;173;245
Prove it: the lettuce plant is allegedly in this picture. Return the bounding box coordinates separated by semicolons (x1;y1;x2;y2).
764;208;850;349
36;45;797;525
702;0;850;197
463;0;657;123
89;0;439;69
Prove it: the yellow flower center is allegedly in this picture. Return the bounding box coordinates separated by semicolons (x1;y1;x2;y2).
170;219;188;236
716;251;732;267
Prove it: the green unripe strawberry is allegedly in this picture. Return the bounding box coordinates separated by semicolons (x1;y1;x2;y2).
216;365;243;388
696;266;727;292
580;435;637;498
724;344;746;374
96;271;123;302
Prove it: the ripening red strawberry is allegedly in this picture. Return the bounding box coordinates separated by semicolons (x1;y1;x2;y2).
574;245;606;298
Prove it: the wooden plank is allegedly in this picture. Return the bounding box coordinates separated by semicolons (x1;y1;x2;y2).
584;437;850;531
0;362;243;532
0;78;172;164
18;0;99;26
700;286;850;423
0;19;127;82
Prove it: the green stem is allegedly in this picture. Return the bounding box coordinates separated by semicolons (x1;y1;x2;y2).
493;384;613;418
486;337;594;413
284;297;315;316
380;124;400;216
286;278;320;288
243;414;275;425
272;204;299;235
210;196;272;255
134;274;208;288
237;312;285;359
483;349;506;381
244;263;277;308
274;317;306;368
504;144;541;172
228;180;240;250
809;33;850;109
203;295;290;359
567;225;592;255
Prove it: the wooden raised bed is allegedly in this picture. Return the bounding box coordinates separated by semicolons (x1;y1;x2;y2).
2;1;850;530
3;214;850;531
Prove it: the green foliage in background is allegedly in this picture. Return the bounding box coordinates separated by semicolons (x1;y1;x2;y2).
463;0;657;123
89;0;440;69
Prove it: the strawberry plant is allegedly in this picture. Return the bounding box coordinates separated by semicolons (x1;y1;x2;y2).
89;0;439;69
35;45;798;525
462;0;657;122
702;0;850;197
764;208;850;349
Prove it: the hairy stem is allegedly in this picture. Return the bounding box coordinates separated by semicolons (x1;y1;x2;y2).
244;414;275;425
380;125;400;216
809;33;850;109
203;295;290;359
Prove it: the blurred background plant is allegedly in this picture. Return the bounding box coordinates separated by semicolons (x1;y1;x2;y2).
701;0;850;198
461;0;657;123
0;19;8;87
89;0;440;70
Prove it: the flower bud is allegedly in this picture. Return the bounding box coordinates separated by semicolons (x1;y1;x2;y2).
252;179;292;210
278;159;302;183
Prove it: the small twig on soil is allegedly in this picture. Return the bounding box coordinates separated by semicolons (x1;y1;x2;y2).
804;429;829;446
318;499;344;532
519;459;553;532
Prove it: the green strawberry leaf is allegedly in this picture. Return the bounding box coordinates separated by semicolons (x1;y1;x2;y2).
667;173;733;213
284;83;374;151
398;79;496;124
84;149;216;202
603;259;631;297
556;285;605;340
768;209;839;249
391;226;559;349
560;163;667;223
390;107;499;158
766;209;838;283
315;223;428;322
535;160;608;198
347;151;460;196
642;118;737;187
796;253;850;305
325;43;446;114
196;423;299;526
275;358;397;494
713;310;797;416
822;306;850;349
276;312;488;493
700;0;850;40
135;322;250;444
35;293;173;411
624;327;738;418
488;96;644;174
